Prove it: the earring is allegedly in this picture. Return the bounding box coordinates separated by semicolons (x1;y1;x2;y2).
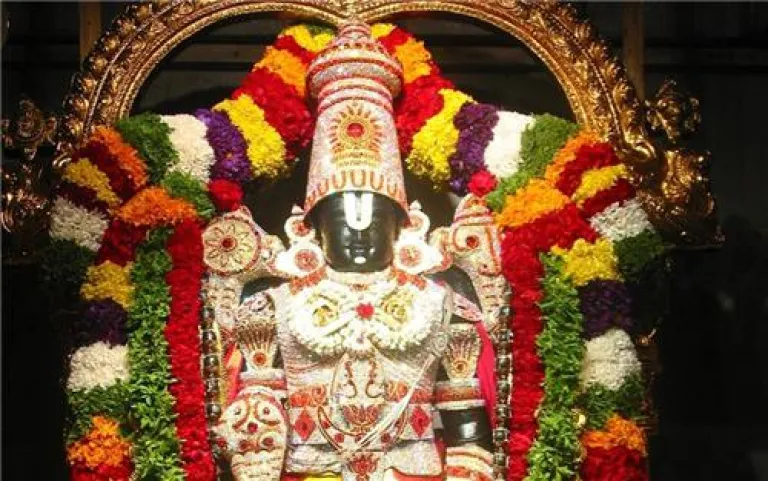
274;205;326;277
393;201;450;275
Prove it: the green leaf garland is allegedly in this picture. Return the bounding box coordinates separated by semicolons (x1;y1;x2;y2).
486;114;578;212
126;228;185;480
526;254;585;481
161;171;216;221
67;382;130;443
579;373;645;430
615;229;666;283
116;113;179;185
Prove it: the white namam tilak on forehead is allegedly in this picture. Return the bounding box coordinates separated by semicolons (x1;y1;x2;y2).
304;21;407;217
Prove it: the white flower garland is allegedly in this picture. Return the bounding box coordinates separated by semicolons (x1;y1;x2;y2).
589;198;653;242
287;278;445;357
67;342;130;392
49;197;109;252
580;328;641;391
483;111;535;179
162;114;215;183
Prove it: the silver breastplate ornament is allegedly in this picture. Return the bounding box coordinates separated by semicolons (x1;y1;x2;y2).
271;269;450;481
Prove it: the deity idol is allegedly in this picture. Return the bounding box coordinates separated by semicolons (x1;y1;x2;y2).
209;22;505;481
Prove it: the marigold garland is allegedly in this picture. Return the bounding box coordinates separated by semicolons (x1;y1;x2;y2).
407;89;473;185
67;416;132;469
63;159;122;209
117;187;198;227
214;95;288;179
67;383;130;443
582;415;647;455
552;238;620;287
394;38;434;83
544;131;601;185
49;23;664;481
92;126;149;190
486;115;579;211
253;47;307;97
573;165;628;204
280;24;334;53
496;180;571;228
80;261;134;309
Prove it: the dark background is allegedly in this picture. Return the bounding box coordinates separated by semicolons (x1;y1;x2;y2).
2;2;768;480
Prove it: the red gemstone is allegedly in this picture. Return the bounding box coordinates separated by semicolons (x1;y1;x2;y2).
253;352;267;366
466;235;480;248
409;406;430;437
380;433;391;444
346;122;365;138
293;409;316;441
356;303;374;319
334;433;345;444
247;422;259;433
220;237;236;250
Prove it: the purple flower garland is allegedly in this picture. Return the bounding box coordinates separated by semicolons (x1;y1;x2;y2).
195;109;252;184
73;299;128;348
578;280;633;339
448;103;500;195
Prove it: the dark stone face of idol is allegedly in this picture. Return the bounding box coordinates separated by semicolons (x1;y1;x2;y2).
310;192;400;272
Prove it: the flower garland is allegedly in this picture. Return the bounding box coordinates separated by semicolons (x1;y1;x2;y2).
525;254;584;481
68;416;133;481
166;221;215;481
50;23;334;481
47;22;667;481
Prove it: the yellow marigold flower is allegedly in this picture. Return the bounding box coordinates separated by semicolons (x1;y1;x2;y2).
394;38;434;83
81;261;134;309
63;158;121;209
495;179;570;228
67;416;131;468
117;186;197;227
544;131;602;185
552;238;620;286
214;96;288;180
407;89;473;186
572;164;628;204
92;126;149;190
581;415;647;455
371;23;396;39
254;46;307;97
280;24;333;53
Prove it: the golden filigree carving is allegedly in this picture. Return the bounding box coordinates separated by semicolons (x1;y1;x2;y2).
54;0;719;248
1;97;57;263
646;79;702;145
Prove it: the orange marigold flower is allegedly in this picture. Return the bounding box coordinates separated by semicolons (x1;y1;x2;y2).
582;414;647;455
254;47;308;97
117;186;197;227
496;179;570;228
67;416;131;469
544;131;602;185
92;126;149;190
394;38;435;83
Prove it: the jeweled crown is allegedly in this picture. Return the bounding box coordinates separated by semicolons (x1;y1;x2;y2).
304;21;407;215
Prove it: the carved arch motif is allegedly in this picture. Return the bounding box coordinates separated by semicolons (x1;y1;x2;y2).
56;0;719;246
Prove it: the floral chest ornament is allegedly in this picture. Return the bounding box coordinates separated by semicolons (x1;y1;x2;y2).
287;273;445;359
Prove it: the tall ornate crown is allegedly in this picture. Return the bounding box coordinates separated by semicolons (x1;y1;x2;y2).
304;21;407;215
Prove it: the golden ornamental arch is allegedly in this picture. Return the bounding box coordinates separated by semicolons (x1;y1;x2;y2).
55;0;719;247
